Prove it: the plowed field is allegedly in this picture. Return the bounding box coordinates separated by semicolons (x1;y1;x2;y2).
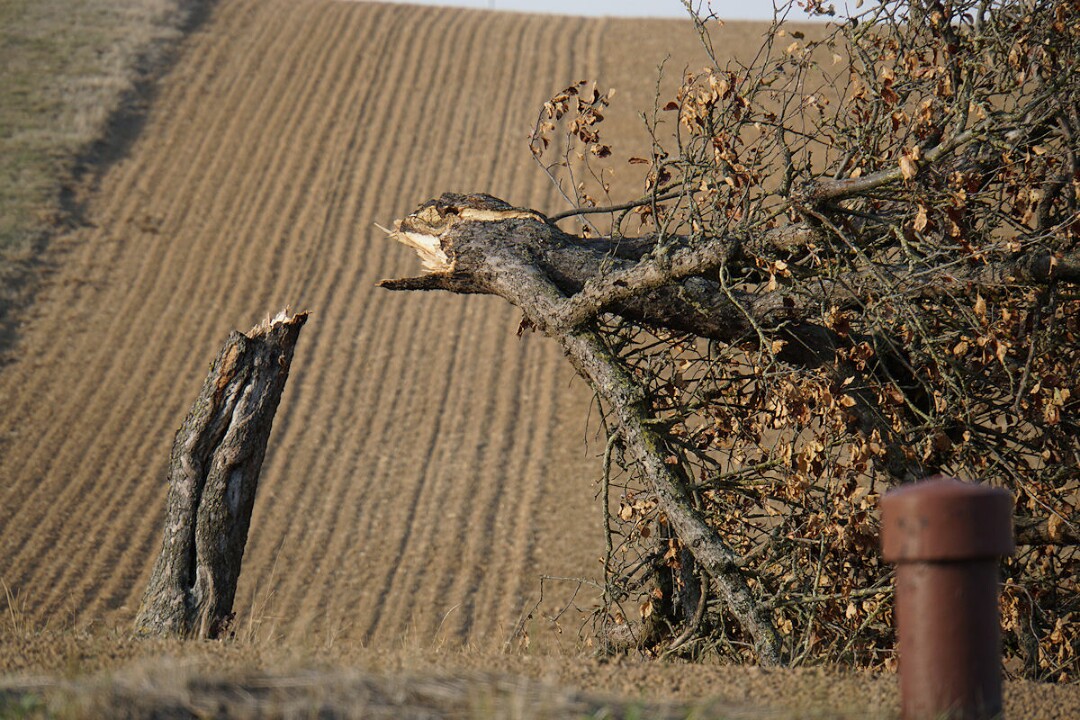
4;3;1076;717
0;0;720;648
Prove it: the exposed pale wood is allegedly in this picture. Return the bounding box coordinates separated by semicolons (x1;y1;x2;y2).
378;196;1077;342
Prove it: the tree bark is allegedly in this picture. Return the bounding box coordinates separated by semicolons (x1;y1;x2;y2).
559;327;782;663
379;193;1078;487
1015;515;1080;546
134;309;308;638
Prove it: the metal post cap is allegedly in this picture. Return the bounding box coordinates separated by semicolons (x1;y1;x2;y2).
881;476;1015;562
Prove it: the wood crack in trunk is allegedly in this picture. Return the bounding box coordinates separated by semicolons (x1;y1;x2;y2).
135;311;308;638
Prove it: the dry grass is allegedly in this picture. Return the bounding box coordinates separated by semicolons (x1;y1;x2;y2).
0;0;203;351
0;650;886;720
0;663;687;720
1;580;31;640
0;569;1071;719
0;602;889;720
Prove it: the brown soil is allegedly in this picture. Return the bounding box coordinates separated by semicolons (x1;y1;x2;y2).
0;1;1075;717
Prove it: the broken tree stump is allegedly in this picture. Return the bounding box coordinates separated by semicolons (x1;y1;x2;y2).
134;309;308;638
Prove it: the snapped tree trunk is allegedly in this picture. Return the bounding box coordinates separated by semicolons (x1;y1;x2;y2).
134;309;308;638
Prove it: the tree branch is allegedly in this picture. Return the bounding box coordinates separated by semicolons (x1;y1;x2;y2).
547;188;682;222
380;194;782;663
800;125;983;204
1015;514;1080;546
379;194;1078;345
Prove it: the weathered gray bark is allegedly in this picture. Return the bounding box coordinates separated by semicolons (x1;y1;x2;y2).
379;196;1078;342
559;328;783;664
379;194;783;664
134;310;308;638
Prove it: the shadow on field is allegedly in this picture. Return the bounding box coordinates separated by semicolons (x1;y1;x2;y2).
63;0;222;208
0;0;220;366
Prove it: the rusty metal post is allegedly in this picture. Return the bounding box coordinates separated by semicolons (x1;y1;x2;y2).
881;476;1015;720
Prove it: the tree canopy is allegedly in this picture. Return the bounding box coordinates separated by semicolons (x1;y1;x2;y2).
385;0;1079;679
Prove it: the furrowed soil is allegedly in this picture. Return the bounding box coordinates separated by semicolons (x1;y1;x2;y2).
0;1;1076;717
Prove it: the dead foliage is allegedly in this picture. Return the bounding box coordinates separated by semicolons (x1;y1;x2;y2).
529;0;1078;680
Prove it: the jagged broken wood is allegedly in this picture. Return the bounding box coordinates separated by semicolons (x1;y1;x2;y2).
380;197;1077;344
134;309;308;638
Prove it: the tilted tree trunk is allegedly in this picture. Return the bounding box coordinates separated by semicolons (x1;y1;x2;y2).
135;309;308;638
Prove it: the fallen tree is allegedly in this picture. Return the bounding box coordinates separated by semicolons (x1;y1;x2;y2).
381;0;1078;677
380;188;1076;666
